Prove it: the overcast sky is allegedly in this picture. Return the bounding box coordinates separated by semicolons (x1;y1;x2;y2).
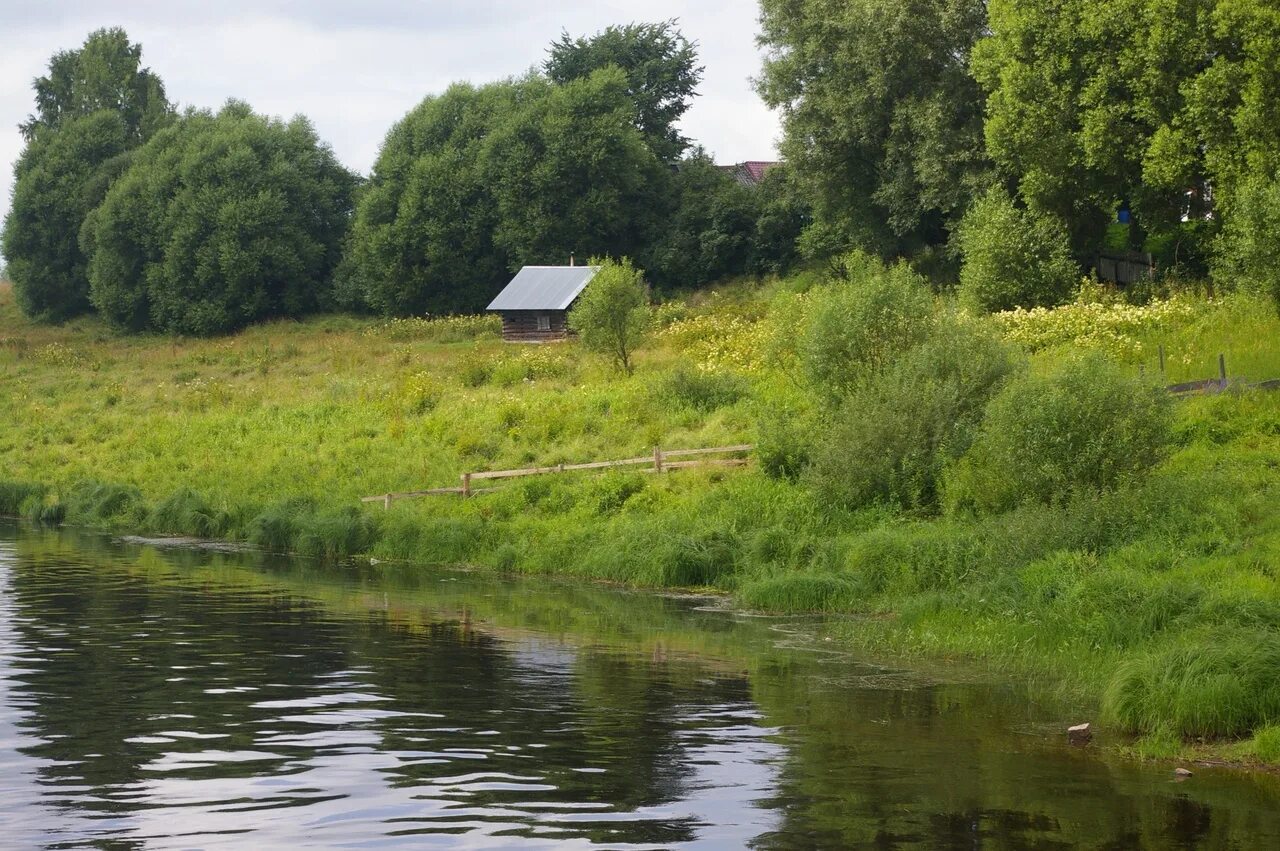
0;1;781;226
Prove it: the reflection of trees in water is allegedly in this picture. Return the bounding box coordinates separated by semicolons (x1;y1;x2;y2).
746;661;1274;849
4;531;752;846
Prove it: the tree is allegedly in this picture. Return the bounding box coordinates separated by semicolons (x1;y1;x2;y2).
569;258;650;374
2;28;172;323
2;111;131;321
957;188;1079;312
645;152;757;290
345;70;670;316
340;80;520;315
483;68;671;271
546;20;702;163
757;0;992;265
84;102;357;335
21;27;171;143
1214;168;1280;309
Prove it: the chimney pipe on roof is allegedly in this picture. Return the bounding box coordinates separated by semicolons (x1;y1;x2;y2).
569;253;575;267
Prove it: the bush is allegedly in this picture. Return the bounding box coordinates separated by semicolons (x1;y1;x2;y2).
799;251;934;403
958;188;1079;313
653;367;747;412
84;101;356;334
1104;629;1280;738
948;353;1173;512
568;257;650;373
1215;169;1280;309
807;318;1016;511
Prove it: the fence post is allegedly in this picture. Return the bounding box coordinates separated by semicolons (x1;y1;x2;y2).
1158;344;1166;379
653;446;664;473
1219;353;1227;390
383;493;392;511
461;472;471;498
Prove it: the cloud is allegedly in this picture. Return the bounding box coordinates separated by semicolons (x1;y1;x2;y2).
0;1;780;228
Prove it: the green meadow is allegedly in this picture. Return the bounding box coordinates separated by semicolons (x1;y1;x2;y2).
4;272;1280;767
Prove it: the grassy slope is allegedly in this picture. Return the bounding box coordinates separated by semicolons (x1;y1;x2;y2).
3;279;1280;765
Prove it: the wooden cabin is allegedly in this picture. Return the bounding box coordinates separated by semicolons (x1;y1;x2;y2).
486;265;599;342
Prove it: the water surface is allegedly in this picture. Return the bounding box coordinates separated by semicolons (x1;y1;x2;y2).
2;522;1278;849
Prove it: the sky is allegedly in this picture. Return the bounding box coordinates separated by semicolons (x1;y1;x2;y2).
0;1;782;226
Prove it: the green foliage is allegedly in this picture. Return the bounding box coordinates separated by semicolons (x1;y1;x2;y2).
545;19;702;164
0;482;47;516
1104;629;1280;738
757;0;992;261
2;111;131;321
568;258;650;373
799;252;934;403
20;27;171;143
807;318;1016;511
949;353;1174;512
737;572;863;613
345;72;669;315
646;153;757;289
84;102;356;334
957;188;1079;312
973;0;1280;266
1214;168;1280;307
653;367;747;412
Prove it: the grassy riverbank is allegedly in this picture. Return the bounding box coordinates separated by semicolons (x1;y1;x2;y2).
3;275;1280;765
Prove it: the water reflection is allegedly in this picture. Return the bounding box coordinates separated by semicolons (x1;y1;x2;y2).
1;524;1279;849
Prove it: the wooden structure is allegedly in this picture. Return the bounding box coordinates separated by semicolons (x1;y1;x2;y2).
487;265;599;342
361;444;753;508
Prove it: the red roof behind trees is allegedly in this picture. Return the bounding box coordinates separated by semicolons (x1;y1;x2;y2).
717;161;780;186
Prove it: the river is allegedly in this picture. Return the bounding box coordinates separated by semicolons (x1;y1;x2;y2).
1;522;1278;848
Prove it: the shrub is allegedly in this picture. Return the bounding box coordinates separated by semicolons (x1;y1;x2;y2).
1103;629;1280;738
948;353;1174;512
806;318;1016;511
569;257;650;374
957;188;1078;313
799;251;934;403
1215;169;1280;309
653;367;747;412
755;405;815;480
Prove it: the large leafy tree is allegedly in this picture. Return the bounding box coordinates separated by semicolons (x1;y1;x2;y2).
3;28;172;322
21;27;171;143
545;20;702;164
975;0;1280;269
2;112;131;321
757;0;992;265
84;102;357;335
345;70;669;316
484;68;671;270
340;80;520;316
645;152;758;290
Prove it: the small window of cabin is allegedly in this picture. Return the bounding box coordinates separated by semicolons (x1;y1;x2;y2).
537;314;551;331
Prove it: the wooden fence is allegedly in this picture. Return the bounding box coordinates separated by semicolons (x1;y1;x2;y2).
1160;350;1280;396
361;444;753;509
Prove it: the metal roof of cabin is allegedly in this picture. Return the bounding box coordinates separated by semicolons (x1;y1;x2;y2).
486;266;600;312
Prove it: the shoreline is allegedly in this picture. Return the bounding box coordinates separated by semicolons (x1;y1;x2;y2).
4;511;1277;777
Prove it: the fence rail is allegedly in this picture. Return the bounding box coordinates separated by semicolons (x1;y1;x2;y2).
1161;351;1279;396
362;444;754;508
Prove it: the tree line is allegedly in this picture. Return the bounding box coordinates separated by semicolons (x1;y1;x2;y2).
5;6;1279;336
758;0;1280;309
1;25;805;335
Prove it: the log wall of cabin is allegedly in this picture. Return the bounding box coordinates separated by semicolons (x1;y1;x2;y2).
497;310;571;342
